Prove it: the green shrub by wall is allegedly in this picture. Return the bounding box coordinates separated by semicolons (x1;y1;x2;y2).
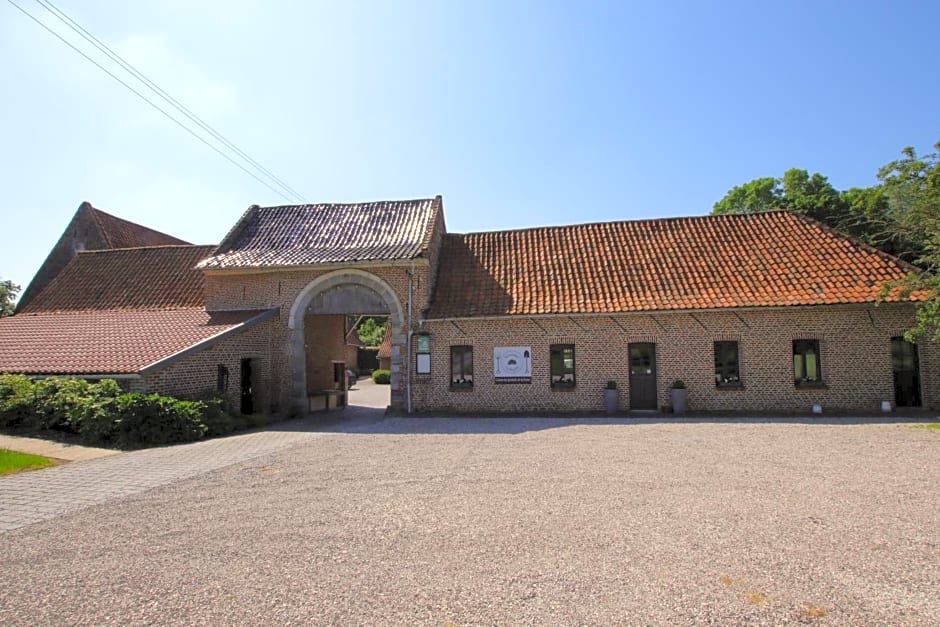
0;376;122;433
0;375;210;448
0;375;36;428
371;369;391;384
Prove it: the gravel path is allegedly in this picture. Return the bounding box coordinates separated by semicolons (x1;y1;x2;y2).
0;418;937;625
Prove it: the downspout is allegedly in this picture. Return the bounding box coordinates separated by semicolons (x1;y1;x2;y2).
406;260;415;414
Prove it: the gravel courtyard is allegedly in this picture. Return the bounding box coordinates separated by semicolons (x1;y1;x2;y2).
1;418;937;625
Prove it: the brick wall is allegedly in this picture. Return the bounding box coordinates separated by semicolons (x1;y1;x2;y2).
411;303;939;414
345;344;359;375
142;318;274;413
304;314;347;391
204;262;433;412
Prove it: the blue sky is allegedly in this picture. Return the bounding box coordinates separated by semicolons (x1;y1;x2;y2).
2;0;938;291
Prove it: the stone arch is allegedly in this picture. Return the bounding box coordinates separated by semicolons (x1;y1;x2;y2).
288;269;406;413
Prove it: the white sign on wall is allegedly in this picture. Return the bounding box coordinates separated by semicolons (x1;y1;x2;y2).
493;346;532;383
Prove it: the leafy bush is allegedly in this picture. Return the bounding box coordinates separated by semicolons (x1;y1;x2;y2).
0;375;210;448
0;375;121;432
371;369;391;384
189;389;236;437
109;394;207;448
0;374;37;427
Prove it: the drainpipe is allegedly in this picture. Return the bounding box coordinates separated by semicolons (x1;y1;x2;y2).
406;260;415;414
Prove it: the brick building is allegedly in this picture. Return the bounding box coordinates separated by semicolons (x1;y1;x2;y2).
1;197;935;415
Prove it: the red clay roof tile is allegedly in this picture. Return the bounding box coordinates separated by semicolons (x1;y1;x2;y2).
426;211;922;319
90;207;190;248
0;309;268;375
377;322;392;358
20;246;215;313
199;197;441;270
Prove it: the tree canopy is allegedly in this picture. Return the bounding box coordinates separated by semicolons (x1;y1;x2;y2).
356;317;388;346
1;279;20;317
713;140;940;341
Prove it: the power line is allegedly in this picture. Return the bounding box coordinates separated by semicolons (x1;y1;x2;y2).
33;0;306;203
5;0;305;204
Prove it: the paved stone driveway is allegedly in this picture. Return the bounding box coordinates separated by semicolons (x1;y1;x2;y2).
0;408;380;532
0;377;389;532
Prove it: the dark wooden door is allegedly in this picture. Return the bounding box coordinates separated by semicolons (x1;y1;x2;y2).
891;338;921;407
628;343;657;410
240;358;254;415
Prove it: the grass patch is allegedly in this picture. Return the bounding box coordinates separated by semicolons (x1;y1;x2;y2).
911;423;940;431
0;448;57;475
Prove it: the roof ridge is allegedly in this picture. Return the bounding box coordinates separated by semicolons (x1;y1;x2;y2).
256;197;438;210
449;210;795;238
74;244;216;254
14;305;208;317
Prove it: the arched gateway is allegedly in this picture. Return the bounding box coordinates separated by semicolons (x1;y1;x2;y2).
288;269;406;413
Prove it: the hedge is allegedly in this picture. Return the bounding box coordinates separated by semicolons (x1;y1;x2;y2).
371;369;391;384
0;375;224;448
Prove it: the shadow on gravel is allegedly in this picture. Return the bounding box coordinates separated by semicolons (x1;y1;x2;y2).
270;408;939;436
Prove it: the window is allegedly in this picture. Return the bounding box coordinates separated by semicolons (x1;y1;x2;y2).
793;339;822;385
550;344;576;387
714;341;741;387
216;364;229;392
450;345;473;388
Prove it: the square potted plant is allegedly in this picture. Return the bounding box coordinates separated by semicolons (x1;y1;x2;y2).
603;380;618;414
670;379;688;415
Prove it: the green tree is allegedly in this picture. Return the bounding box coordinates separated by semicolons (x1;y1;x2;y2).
712;176;781;215
877;142;940;341
780;169;845;224
0;279;20;317
877;142;940;268
839;186;893;249
712;169;847;226
356;317;387;346
712;140;940;342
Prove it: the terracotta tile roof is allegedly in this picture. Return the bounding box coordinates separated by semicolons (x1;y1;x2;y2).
426;211;922;319
20;246;216;314
16;202;191;312
199;197;441;270
90;207;190;248
0;309;271;375
377;322;392;358
345;327;365;348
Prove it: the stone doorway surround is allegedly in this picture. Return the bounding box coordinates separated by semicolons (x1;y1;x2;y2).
288;269;406;413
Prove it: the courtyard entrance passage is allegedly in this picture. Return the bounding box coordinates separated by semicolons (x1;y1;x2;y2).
290;270;405;414
304;314;389;412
